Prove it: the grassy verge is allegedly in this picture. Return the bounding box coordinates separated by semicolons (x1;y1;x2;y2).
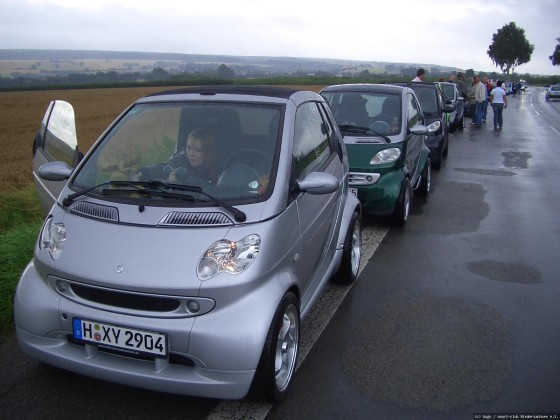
0;185;43;330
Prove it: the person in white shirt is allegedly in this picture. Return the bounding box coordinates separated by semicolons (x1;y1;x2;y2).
490;81;508;129
412;68;425;82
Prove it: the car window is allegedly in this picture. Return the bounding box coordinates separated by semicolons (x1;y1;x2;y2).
441;84;456;101
293;102;333;178
412;87;438;115
407;93;421;128
70;102;282;204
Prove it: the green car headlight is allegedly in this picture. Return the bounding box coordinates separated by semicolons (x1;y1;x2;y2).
370;148;401;165
197;234;261;280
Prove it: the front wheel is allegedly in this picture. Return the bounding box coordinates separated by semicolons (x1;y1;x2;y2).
392;177;411;226
332;210;361;285
251;292;300;404
415;158;431;197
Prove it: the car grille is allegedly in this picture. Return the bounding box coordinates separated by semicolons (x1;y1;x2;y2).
69;201;119;222
348;172;381;186
71;284;181;312
352;137;386;144
157;211;233;226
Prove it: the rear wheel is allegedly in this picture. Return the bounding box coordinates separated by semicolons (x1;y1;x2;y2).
332;210;361;285
415;158;431;197
251;292;300;403
392;178;411;226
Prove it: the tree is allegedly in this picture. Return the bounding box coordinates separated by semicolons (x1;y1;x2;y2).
216;64;235;79
550;37;560;66
487;22;534;74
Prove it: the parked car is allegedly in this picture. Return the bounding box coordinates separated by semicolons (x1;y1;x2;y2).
545;85;560;101
15;86;362;403
320;83;432;225
435;81;465;133
392;82;453;169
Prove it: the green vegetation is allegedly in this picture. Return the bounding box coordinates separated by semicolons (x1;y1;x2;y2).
0;186;42;330
487;22;534;75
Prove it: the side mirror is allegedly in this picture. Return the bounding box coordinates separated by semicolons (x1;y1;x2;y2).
38;161;73;181
409;124;428;135
443;103;455;113
297;172;339;195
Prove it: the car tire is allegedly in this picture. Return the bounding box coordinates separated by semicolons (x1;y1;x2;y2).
458;115;464;130
392;177;411;226
415;158;431;197
251;292;299;404
332;210;361;285
442;129;449;157
432;145;443;170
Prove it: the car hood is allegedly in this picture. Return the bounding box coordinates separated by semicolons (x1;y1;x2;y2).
36;204;233;296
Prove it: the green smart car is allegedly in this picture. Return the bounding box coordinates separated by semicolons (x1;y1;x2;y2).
321;84;433;225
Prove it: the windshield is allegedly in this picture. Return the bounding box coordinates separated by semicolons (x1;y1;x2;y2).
71;102;281;205
410;86;438;115
322;91;401;135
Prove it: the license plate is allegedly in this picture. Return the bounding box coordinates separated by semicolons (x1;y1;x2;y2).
73;318;167;358
350;188;358;197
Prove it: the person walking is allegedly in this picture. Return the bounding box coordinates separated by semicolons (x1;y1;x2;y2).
470;75;486;127
412;68;425;82
490;80;507;129
481;76;492;123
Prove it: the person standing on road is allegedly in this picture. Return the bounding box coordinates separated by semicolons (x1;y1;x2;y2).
481;76;492;123
470;75;486;127
490;80;507;129
412;68;425;82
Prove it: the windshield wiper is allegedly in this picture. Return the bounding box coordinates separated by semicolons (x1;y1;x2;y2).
63;180;246;223
141;180;247;223
338;124;391;143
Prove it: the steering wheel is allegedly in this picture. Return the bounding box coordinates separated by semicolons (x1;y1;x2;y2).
217;164;261;188
224;148;272;169
369;120;392;133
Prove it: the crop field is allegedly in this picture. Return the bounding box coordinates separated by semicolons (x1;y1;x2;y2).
0;85;323;189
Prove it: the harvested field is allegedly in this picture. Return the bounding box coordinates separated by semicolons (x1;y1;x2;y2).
0;85;323;190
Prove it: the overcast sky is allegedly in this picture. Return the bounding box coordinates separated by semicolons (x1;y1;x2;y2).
1;0;559;75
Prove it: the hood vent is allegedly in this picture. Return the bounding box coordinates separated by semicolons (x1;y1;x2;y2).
158;211;234;227
69;201;119;222
352;137;386;144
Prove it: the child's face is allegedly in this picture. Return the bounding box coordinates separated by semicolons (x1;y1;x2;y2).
186;138;205;168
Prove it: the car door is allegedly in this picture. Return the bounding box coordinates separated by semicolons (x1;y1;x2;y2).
32;100;81;216
404;91;424;182
291;101;343;307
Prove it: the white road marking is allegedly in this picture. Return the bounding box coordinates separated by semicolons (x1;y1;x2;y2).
207;224;389;420
550;126;560;136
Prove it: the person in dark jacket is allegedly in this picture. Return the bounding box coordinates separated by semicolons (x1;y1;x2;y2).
137;128;218;186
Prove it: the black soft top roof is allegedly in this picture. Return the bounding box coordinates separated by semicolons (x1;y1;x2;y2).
147;85;300;99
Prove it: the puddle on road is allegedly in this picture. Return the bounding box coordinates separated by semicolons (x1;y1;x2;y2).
454;168;516;177
467;259;542;284
502;151;532;169
409;181;489;235
343;291;511;412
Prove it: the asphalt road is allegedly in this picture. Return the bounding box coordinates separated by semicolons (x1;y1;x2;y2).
1;87;559;420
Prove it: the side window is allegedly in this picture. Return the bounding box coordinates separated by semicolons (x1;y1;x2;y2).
293;102;333;178
317;102;338;151
407;93;421;128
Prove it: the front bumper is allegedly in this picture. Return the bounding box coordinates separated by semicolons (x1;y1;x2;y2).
14;260;279;400
350;169;404;215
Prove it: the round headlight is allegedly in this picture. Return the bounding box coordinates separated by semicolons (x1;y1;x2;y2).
40;217;66;260
197;234;261;280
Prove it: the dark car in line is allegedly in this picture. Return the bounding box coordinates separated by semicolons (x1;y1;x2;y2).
392;82;453;169
320;83;432;225
435;81;464;133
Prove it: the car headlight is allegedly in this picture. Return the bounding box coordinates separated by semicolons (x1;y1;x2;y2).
427;120;441;133
370;148;401;165
197;234;261;280
39;217;66;260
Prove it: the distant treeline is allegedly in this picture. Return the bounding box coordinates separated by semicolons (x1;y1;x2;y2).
1;66;558;92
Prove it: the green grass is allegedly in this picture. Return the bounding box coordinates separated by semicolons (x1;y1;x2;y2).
0;186;43;330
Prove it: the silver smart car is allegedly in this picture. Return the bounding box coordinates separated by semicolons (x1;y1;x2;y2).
15;86;361;403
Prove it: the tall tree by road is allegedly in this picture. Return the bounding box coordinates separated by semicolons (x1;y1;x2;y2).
550;37;560;66
487;22;534;75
